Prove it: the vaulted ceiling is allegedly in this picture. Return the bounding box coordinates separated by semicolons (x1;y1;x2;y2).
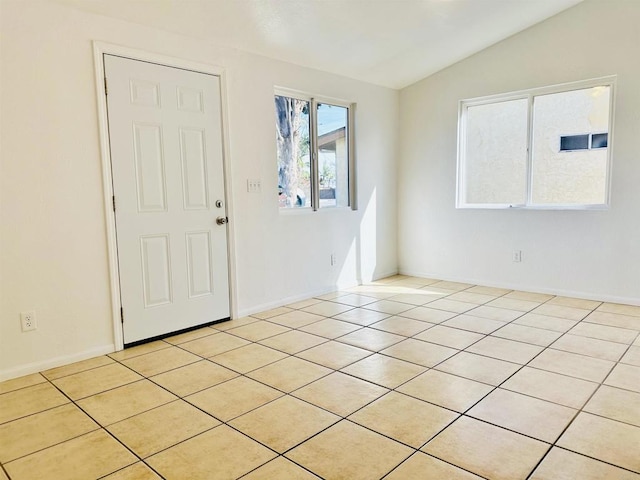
56;0;582;89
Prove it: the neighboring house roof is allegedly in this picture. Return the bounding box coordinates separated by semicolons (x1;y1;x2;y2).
318;126;346;149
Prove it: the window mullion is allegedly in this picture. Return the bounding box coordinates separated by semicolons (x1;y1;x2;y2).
525;93;535;206
310;98;319;211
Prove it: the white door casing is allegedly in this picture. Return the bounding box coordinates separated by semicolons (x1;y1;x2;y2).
104;54;230;344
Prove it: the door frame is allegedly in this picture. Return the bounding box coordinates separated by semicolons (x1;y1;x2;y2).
93;41;238;351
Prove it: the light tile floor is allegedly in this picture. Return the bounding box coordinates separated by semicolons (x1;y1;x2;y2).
1;275;640;479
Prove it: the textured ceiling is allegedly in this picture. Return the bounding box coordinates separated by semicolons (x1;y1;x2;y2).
56;0;583;89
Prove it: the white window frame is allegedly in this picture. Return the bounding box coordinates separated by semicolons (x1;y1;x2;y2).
456;76;616;210
275;87;357;212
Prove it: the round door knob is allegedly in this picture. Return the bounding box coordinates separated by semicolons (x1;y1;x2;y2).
215;200;224;208
216;217;228;225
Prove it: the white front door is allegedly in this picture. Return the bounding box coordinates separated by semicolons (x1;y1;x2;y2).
104;55;230;345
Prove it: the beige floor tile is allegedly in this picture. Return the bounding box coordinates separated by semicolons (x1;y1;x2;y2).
121;347;201;377
504;291;554;303
532;304;591;321
292;372;388;416
491;323;562;347
422;416;549;480
414;325;484;349
467;285;512;296
0;382;69;424
514;313;578;332
435;352;520;385
164;327;218;345
336;328;405;351
333;308;390;326
621;346;640;366
598;302;640;317
267;310;326;328
389;290;443;307
42;355;115;380
465;305;523;322
530;447;640;480
486;297;541;312
286;420;412;480
210;343;288;373
501;367;598;409
369;315;434;336
430;280;474;291
331;293;379;307
551;334;628;361
52;363;143;400
604;363;640;392
252;306;294;319
147;425;276;479
381;338;458;367
4;430;136;480
448;292;498;305
299;318;362;338
210;316;259;331
286;298;323;309
570;322;637;344
397;306;456;323
585;309;640;331
259;330;327;354
557;412;640;473
341;353;425;388
466;336;544;364
107;400;219;458
111;341;172;364
442;314;505;334
315;290;352;300
247;356;332;392
180;331;251;357
398;369;493;412
102;462;162;479
468;388;576;443
386;452;483;479
243;456;321;479
426;298;478;314
226;321;290;341
528;348;615;382
230;395;339;453
349;392;458;447
0;403;98;463
547;296;601;310
186;376;283;421
0;467;7;480
585;385;640;427
296;341;373;369
365;300;415;315
150;359;238;397
0;373;46;395
302;301;353;317
77;379;177;426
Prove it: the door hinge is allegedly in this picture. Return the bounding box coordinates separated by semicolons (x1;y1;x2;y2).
120;307;124;323
112;196;116;212
104;77;108;95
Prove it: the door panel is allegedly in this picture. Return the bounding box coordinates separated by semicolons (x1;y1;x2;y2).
104;55;230;344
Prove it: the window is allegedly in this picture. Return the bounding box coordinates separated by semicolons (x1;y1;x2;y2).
457;77;615;209
275;90;355;210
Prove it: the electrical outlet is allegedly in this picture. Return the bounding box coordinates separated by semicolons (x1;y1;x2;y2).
20;311;37;332
330;253;336;266
513;250;522;263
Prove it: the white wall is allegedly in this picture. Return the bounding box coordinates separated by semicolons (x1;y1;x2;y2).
0;0;399;380
398;0;640;304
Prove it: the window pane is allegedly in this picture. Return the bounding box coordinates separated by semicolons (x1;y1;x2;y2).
560;134;589;151
317;103;349;208
463;99;528;205
275;95;311;208
531;86;610;205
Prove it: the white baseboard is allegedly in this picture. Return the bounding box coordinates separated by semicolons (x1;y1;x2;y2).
0;344;115;382
398;268;640;307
